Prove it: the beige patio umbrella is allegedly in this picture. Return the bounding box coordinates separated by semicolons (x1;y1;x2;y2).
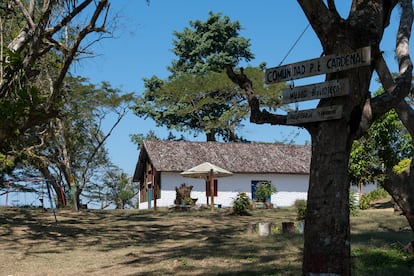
180;162;233;212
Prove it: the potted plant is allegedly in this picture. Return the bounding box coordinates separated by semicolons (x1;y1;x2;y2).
255;181;277;208
294;199;307;233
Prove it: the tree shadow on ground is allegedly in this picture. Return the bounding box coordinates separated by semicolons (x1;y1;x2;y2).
370;200;394;209
0;207;303;275
3;202;411;275
351;245;414;276
351;223;414;276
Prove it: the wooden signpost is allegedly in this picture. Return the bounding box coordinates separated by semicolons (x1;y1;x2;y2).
287;105;343;124
265;46;371;124
265;46;371;84
281;79;350;104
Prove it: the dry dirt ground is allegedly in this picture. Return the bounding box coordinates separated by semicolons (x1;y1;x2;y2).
1;202;412;276
0;207;304;276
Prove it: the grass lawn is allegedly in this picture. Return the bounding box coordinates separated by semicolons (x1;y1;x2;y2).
0;199;413;275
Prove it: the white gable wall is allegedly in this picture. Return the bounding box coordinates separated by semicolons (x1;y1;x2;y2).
138;172;309;209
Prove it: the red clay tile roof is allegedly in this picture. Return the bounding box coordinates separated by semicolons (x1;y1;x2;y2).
133;140;311;181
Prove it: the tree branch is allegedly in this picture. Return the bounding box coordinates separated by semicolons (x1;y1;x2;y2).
45;0;94;37
377;1;414;215
297;0;334;48
13;0;35;29
395;100;414;136
371;0;413;120
80;107;128;189
327;0;340;19
225;65;288;125
54;0;109;96
382;166;411;210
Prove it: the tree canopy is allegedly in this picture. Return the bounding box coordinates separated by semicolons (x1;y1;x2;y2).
349;90;413;189
168;11;254;75
34;76;133;210
0;0;111;170
132;12;285;142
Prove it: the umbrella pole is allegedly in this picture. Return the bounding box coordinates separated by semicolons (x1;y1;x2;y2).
209;169;214;212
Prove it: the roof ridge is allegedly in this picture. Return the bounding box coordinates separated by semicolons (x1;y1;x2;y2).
143;139;310;147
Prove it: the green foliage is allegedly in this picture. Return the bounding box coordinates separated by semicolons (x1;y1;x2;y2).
169;11;254;75
369;188;389;199
98;168;139;209
255;181;277;202
349;104;413;188
60;77;134;206
232;192;252;215
0;1;110;158
358;194;371;210
133;68;284;142
130;130;160;149
349;138;378;187
294;193;359;219
0;153;14;172
130;131;186;150
393;159;411;174
5;76;134;208
370;110;412;169
294;199;307;221
115;174;137;209
358;188;389;210
0;85;59;146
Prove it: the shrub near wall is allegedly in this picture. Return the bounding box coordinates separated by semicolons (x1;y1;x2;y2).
295;193;360;220
232;192;252;215
294;199;307;221
359;188;389;210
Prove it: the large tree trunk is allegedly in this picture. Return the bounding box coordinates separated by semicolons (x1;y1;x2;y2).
39;166;66;208
382;163;414;254
301;50;375;272
299;1;412;274
206;131;217;142
383;100;414;234
382;167;414;231
303;121;353;274
71;184;82;211
75;187;83;210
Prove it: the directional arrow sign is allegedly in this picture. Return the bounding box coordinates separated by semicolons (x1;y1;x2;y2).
287;105;343;124
282;79;350;104
265;46;371;84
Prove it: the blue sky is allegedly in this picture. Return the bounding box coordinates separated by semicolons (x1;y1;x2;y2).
71;1;405;175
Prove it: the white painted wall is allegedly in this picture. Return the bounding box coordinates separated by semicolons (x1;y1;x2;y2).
138;172;309;209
